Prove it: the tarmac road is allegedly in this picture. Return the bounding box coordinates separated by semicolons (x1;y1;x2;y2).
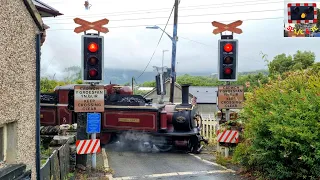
104;142;245;180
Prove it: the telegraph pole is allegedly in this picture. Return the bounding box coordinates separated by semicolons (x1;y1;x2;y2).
169;0;179;103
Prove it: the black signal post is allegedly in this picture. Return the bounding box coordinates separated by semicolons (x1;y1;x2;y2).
81;34;104;83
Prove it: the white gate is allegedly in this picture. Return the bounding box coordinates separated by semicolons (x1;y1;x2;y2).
200;114;218;140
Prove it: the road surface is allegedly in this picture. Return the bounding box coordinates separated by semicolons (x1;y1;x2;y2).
104;142;245;180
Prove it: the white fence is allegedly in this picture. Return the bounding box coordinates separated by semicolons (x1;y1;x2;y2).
200;114;218;140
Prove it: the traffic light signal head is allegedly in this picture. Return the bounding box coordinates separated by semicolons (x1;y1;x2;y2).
288;3;317;23
81;35;104;83
218;39;238;81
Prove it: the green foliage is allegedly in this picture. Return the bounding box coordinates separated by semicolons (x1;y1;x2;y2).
133;89;150;96
141;81;156;87
268;50;315;77
176;74;224;86
233;69;320;179
141;73;269;92
40;78;68;93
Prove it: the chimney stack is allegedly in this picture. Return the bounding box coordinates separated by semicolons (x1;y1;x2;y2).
181;84;190;105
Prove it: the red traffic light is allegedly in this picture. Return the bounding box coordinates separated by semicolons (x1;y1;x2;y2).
223;43;233;52
89;69;98;77
224;67;232;75
88;42;98;53
88;56;98;65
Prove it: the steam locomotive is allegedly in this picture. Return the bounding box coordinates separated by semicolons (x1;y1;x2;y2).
40;84;207;153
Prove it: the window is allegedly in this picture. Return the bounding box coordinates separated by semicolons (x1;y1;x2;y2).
0;126;3;161
0;122;17;163
6;122;17;163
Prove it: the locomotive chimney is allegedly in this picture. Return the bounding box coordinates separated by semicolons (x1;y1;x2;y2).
181;84;190;105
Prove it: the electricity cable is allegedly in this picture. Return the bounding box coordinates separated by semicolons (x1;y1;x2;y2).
46;8;283;25
135;3;175;80
44;0;283;21
47;17;284;31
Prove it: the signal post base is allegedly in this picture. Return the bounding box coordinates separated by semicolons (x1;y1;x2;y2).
76;113;91;169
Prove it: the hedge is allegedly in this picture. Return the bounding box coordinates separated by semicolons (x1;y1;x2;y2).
233;69;320;180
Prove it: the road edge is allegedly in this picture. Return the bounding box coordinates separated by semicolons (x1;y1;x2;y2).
188;153;236;173
102;148;114;180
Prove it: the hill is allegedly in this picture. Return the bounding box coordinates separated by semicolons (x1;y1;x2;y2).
52;66;269;85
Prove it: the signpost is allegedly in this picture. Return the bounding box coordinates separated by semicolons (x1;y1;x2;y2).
74;18;109;34
73;17;109;170
87;113;101;169
212;20;243;35
218;85;244;109
74;85;105;113
212;20;243;157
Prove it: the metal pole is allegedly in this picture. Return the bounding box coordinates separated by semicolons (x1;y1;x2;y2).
92;133;96;169
169;0;179;103
224;81;230;158
35;33;41;180
132;77;134;94
160;50;167;103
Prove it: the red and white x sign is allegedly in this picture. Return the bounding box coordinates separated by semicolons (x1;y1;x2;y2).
211;20;243;34
74;18;109;33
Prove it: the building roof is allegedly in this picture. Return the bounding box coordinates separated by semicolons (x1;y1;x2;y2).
189;86;218;104
23;0;63;31
32;0;63;17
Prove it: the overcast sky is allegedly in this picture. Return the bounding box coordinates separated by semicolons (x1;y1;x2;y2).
41;0;320;79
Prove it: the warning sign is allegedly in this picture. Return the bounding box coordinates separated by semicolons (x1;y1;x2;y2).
74;85;105;112
218;85;244;109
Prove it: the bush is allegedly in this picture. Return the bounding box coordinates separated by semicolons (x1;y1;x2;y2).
233;69;320;180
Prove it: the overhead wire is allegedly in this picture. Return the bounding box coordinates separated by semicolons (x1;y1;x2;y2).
46;8;283;25
47;17;283;31
44;0;283;21
135;3;175;80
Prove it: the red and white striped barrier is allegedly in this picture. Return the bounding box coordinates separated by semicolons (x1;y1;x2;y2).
216;130;239;143
76;139;101;154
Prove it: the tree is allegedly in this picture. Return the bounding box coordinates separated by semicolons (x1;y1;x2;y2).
40;78;67;93
292;50;315;70
268;51;315;76
268;53;294;75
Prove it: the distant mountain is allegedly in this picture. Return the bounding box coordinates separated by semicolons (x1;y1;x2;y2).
103;68;269;85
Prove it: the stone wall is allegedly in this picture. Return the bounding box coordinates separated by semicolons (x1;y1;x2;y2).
0;0;39;179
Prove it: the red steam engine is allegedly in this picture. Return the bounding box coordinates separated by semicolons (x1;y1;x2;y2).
40;83;207;153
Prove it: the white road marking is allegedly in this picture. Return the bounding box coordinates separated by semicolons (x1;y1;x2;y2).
188;153;236;172
112;169;235;180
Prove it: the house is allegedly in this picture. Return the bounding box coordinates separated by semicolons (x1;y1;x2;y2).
0;0;62;179
189;86;218;118
143;79;194;104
